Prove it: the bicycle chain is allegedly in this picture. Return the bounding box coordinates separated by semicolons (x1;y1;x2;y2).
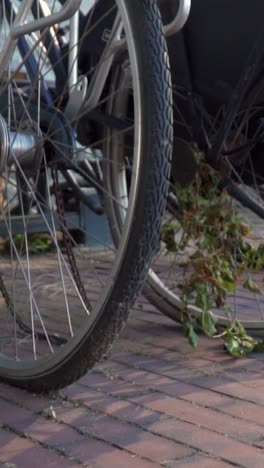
51;166;92;311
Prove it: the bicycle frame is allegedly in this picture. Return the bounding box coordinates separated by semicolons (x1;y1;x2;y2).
0;0;80;72
164;0;191;36
0;0;128;118
0;0;80;106
0;0;191;110
0;0;192;212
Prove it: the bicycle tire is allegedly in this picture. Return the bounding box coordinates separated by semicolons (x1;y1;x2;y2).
0;0;172;391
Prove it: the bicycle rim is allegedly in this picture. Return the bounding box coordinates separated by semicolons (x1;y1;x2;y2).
0;0;172;389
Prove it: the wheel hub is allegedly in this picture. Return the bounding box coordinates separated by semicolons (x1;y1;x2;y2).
0;114;41;173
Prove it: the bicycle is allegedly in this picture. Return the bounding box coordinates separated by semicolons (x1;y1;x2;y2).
143;0;264;335
0;0;173;391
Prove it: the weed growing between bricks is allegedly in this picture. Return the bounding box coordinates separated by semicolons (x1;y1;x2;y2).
163;150;264;357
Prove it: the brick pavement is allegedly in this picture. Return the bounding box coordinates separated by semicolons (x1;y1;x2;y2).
0;298;264;467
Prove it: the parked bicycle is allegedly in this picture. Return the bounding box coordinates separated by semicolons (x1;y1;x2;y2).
145;0;264;335
0;0;173;391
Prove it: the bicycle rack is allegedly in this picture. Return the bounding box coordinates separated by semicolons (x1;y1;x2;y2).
0;0;81;76
164;0;191;36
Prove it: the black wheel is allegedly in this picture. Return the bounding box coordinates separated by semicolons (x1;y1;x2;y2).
0;0;172;391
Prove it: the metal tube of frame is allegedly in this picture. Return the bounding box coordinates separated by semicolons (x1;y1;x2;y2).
68;10;79;93
0;0;34;76
85;14;123;111
164;0;191;36
12;0;81;38
0;0;81;76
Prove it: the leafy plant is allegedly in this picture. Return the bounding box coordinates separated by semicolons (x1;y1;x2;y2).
4;233;53;255
162;151;264;357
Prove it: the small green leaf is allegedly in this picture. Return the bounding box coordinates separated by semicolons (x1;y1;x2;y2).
223;327;256;357
232;320;247;337
184;322;199;348
243;278;263;295
220;279;236;292
162;224;178;252
198;234;209;249
224;336;241;357
202;310;217;337
195;291;212;312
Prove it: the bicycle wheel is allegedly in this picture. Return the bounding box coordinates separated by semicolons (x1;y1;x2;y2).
0;0;172;391
143;19;264;334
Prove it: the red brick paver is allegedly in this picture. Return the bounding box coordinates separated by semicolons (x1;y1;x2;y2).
0;299;264;467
